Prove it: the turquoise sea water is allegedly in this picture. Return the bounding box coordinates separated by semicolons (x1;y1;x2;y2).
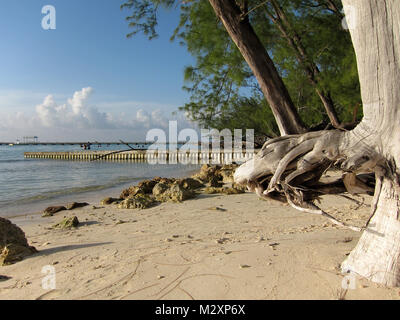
0;144;200;218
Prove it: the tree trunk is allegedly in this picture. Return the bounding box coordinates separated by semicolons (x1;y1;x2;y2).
234;0;400;286
342;177;400;286
208;0;306;136
340;0;400;286
266;0;341;127
315;89;340;127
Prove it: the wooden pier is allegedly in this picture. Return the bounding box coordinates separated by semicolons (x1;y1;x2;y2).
24;150;257;163
1;141;197;146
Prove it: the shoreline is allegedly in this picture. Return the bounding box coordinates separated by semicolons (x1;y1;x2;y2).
0;143;202;220
3;167;201;222
1;170;400;300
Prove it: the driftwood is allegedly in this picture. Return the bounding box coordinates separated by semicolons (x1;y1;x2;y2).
234;129;377;232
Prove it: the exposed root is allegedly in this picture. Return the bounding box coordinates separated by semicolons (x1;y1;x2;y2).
365;171;383;228
284;190;363;232
340;194;366;209
234;129;381;230
267;139;316;192
343;173;374;195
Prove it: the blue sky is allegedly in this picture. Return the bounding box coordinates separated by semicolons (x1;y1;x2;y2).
0;0;196;141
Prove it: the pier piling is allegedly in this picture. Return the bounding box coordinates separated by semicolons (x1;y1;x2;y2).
23;150;256;164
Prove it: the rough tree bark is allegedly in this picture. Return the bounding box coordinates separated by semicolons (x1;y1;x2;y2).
208;0;306;135
235;0;400;286
340;0;400;286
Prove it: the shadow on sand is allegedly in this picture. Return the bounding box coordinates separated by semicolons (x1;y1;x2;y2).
33;242;113;257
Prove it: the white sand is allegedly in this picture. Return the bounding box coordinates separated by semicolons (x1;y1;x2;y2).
1;191;399;300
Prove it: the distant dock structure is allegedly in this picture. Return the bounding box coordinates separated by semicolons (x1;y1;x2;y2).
2;139;256;163
1;141;154;146
23;136;39;144
23;149;256;164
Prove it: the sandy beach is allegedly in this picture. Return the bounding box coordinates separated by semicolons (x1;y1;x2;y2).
1;0;400;303
1;178;399;300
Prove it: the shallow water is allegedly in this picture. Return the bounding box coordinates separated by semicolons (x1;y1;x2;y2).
0;144;199;217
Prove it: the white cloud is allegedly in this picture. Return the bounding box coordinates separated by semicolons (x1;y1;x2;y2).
136;109;151;124
68;87;93;115
35;87;115;129
151;109;169;128
0;87;198;141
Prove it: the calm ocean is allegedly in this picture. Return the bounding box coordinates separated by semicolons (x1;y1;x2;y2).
0;144;200;218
